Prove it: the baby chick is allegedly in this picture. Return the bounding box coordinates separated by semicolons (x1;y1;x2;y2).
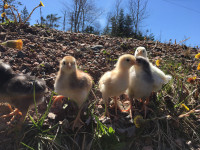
0;60;47;125
99;54;136;117
134;47;147;58
127;56;154;117
134;47;172;91
54;56;93;130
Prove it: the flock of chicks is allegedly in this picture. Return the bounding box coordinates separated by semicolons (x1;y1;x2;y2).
0;47;172;130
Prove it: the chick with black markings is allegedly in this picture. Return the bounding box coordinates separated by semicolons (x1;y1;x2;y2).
127;56;154;117
134;47;172;92
0;60;47;125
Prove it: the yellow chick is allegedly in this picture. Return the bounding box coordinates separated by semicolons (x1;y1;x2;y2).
54;56;93;130
99;54;136;117
134;47;172;91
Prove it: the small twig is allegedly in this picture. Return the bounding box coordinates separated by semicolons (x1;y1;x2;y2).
9;6;17;23
178;105;200;118
178;37;191;45
10;6;22;23
91;89;98;102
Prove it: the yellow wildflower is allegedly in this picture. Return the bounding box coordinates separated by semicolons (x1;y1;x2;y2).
195;53;200;59
197;63;200;70
4;4;9;9
181;103;189;111
156;59;161;67
1;12;6;18
39;1;44;7
133;115;143;128
0;39;23;50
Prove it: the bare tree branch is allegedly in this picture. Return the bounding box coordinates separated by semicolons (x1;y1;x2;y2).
62;0;103;32
128;0;148;34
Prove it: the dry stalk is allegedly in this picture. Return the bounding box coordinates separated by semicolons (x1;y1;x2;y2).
178;37;191;45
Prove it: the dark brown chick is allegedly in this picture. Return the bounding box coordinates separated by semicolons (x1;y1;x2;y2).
0;60;47;125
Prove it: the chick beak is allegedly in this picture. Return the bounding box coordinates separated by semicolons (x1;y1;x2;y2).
67;63;72;69
137;50;143;56
131;58;136;65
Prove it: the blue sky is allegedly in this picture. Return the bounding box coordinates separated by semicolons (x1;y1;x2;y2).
17;0;200;47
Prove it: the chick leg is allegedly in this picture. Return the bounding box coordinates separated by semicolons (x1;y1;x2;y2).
101;96;112;118
142;98;153;118
105;100;110;117
52;95;64;109
72;105;84;131
110;96;124;115
114;96;118;115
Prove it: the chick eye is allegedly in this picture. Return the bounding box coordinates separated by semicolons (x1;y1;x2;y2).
126;58;130;62
63;61;66;65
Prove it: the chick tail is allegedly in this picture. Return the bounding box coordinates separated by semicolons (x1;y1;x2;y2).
164;75;172;84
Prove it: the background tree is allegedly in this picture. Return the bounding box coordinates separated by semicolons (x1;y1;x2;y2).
111;16;117;37
115;0;122;22
83;25;99;35
128;0;148;35
61;9;67;31
21;6;29;24
45;14;61;29
0;0;22;23
63;0;102;33
124;14;133;37
117;9;125;37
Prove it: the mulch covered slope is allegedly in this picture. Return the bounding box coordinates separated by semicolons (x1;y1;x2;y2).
0;24;200;150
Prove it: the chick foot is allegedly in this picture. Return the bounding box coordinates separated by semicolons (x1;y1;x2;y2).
1;105;22;125
121;100;133;119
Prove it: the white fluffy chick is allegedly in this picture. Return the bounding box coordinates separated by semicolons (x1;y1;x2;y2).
99;54;136;117
54;56;93;130
128;56;154;99
134;47;147;58
134;47;172;91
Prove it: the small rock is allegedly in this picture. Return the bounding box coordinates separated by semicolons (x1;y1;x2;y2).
48;112;56;120
91;45;103;51
16;51;25;58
